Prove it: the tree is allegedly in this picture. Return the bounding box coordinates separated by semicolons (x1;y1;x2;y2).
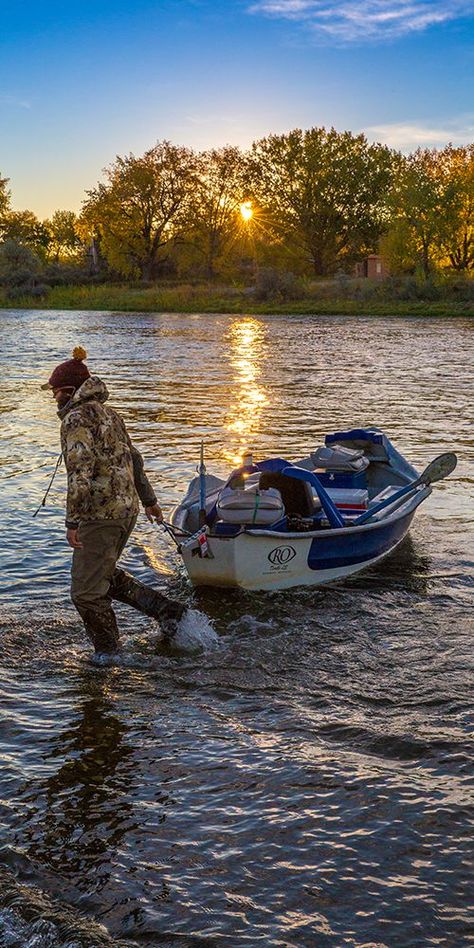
81;141;198;280
437;145;474;271
0;239;42;287
379;218;417;275
0;174;11;226
45;210;82;261
1;209;51;256
247;127;394;276
387;148;459;278
187;146;249;278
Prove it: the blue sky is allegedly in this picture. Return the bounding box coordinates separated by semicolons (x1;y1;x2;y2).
1;0;473;217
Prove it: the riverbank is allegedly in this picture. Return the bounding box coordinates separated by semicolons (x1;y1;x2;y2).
1;282;473;316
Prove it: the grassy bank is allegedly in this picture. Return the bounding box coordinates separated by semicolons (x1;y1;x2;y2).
1;282;473;317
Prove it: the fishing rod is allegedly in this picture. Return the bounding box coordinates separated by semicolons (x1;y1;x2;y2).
32;453;63;518
198;440;207;527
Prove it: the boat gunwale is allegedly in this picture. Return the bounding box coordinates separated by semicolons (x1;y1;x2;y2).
241;485;431;540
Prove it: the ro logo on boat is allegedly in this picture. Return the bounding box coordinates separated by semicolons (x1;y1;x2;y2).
268;546;297;566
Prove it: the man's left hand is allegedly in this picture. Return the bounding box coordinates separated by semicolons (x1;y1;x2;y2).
145;503;163;523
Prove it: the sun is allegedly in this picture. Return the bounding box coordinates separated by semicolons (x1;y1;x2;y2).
240;200;253;222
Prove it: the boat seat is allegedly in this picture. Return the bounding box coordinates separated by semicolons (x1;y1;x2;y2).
259;471;315;517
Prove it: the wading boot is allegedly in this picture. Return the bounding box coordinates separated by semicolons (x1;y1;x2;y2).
110;568;186;640
75;605;120;654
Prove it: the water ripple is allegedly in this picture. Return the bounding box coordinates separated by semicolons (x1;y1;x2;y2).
0;311;473;946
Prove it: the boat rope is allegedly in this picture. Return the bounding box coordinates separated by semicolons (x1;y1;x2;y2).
162;520;192;537
160;521;182;549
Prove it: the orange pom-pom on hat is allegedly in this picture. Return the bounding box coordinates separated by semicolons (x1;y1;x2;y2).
72;346;87;361
41;346;91;391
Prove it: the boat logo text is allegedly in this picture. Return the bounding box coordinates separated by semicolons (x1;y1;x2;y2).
268;545;297;566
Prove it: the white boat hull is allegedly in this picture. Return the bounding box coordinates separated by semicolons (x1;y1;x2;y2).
170;428;439;592
180;496;426;590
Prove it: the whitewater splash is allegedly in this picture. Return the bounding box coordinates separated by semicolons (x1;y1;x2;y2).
89;608;220;666
170;608;220;653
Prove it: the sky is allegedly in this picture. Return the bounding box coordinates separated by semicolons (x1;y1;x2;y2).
1;0;473;217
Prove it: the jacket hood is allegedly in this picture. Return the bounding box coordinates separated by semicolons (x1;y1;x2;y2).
58;376;109;419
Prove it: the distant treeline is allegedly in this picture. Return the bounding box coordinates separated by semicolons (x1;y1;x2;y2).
1;128;473;298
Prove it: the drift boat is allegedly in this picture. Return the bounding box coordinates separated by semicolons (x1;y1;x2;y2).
169;428;456;591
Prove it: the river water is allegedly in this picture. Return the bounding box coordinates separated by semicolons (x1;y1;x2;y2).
0;310;472;947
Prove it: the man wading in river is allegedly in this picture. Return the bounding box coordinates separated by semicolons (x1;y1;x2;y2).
41;346;186;656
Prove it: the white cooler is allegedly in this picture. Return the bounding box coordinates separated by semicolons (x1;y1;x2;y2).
313;487;369;511
216;485;284;525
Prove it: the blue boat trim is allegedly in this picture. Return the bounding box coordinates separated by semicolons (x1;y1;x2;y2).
326;427;386;447
307;510;414;571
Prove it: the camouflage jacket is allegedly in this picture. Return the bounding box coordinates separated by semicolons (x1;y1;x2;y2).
59;376;157;527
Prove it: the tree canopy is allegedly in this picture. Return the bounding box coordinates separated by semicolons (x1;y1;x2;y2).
1;130;474;285
187;146;249;278
247;127;395;275
80;142;198;280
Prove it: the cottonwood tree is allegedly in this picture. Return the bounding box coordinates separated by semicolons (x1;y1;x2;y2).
387;148;458;278
81;142;199;280
0;239;41;287
379;218;418;275
186;146;249;278
1;209;51;256
438;145;474;271
45;210;82;261
0;174;11;227
247;127;394;276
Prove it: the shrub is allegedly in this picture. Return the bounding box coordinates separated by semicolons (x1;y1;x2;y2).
29;283;51;298
5;285;28;301
0;239;42;286
380;275;442;301
440;275;474;301
43;262;93;286
254;267;301;301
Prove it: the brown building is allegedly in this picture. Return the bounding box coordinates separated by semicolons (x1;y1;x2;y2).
355;254;389;279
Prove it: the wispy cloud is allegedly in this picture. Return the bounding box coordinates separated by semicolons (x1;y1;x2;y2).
0;93;31;110
366;117;474;148
247;0;474;42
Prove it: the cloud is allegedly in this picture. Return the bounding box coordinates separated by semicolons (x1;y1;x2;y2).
0;93;31;110
366;118;474;148
247;0;474;42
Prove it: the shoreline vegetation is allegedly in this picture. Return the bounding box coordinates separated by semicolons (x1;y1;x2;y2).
1;281;472;317
1;131;474;319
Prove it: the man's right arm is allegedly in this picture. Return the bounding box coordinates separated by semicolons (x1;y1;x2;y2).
127;443;162;524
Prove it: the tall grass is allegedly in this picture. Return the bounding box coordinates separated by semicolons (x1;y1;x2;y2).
0;278;473;317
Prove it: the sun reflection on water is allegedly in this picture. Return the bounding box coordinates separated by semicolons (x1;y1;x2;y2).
224;317;269;465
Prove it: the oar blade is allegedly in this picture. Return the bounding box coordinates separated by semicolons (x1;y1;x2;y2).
422;452;457;485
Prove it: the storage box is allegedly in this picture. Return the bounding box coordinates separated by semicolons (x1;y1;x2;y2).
313;487;369;511
316;470;367;489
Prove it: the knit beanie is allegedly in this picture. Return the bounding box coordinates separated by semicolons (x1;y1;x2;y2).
41;346;91;391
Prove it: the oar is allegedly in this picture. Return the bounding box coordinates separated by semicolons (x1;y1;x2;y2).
354;452;457;526
282;466;345;528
